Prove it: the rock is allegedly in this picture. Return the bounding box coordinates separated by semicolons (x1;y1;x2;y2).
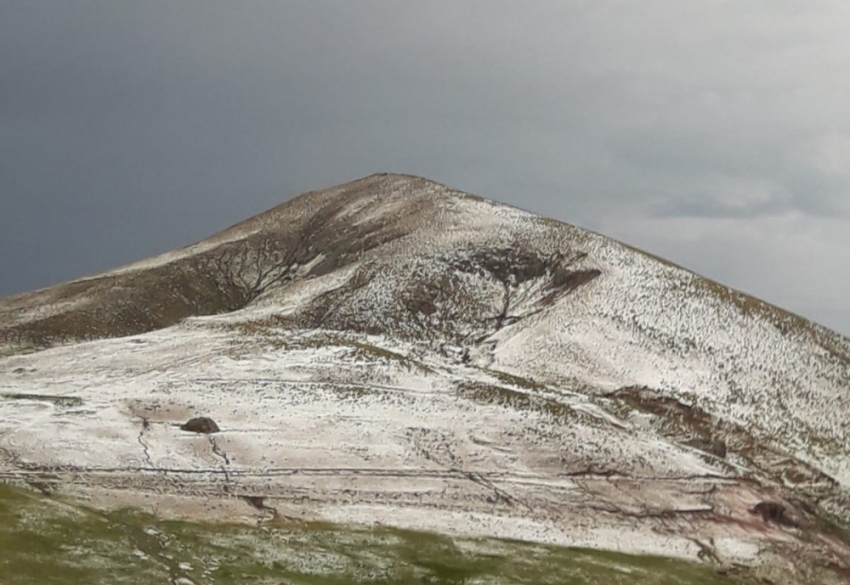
751;501;796;527
180;417;220;434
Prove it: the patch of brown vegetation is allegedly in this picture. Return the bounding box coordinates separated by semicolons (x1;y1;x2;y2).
610;386;834;492
456;381;583;424
609;386;850;559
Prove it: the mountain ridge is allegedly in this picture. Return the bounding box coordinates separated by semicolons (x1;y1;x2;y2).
3;173;847;354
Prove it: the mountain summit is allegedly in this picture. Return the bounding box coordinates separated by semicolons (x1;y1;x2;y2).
2;174;850;583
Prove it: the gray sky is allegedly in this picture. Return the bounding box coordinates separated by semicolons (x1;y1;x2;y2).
1;1;849;336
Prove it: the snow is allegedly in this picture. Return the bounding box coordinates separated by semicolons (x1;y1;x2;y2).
0;320;815;568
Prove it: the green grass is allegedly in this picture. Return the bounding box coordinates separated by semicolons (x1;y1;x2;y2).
0;483;746;585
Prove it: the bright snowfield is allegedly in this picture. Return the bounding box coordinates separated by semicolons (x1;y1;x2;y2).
1;174;850;583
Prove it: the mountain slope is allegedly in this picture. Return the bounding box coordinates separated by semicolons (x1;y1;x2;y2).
2;173;850;583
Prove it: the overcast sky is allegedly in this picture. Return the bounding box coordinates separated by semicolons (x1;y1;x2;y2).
1;1;849;336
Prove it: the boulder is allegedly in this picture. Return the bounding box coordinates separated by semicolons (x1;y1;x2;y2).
751;501;797;527
180;417;220;434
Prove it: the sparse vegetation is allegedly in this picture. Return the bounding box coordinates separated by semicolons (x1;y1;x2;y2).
0;484;744;585
675;271;850;366
457;381;585;424
488;369;547;391
1;392;83;407
0;345;37;357
223;325;435;372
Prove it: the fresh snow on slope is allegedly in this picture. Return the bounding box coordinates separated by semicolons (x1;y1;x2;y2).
0;322;747;561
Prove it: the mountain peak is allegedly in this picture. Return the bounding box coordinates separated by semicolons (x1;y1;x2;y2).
0;174;544;345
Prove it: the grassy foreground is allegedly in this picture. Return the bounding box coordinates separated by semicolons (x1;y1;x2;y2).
0;484;742;585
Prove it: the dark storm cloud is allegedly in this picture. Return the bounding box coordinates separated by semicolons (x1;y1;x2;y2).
1;1;848;334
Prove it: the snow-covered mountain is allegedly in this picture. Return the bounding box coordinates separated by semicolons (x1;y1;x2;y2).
2;173;849;583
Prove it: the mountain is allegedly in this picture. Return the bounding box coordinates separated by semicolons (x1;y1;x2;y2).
1;173;850;584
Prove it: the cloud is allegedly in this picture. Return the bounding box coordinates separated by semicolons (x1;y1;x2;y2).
648;178;789;219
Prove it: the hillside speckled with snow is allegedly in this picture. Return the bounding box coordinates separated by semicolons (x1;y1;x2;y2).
1;174;850;583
